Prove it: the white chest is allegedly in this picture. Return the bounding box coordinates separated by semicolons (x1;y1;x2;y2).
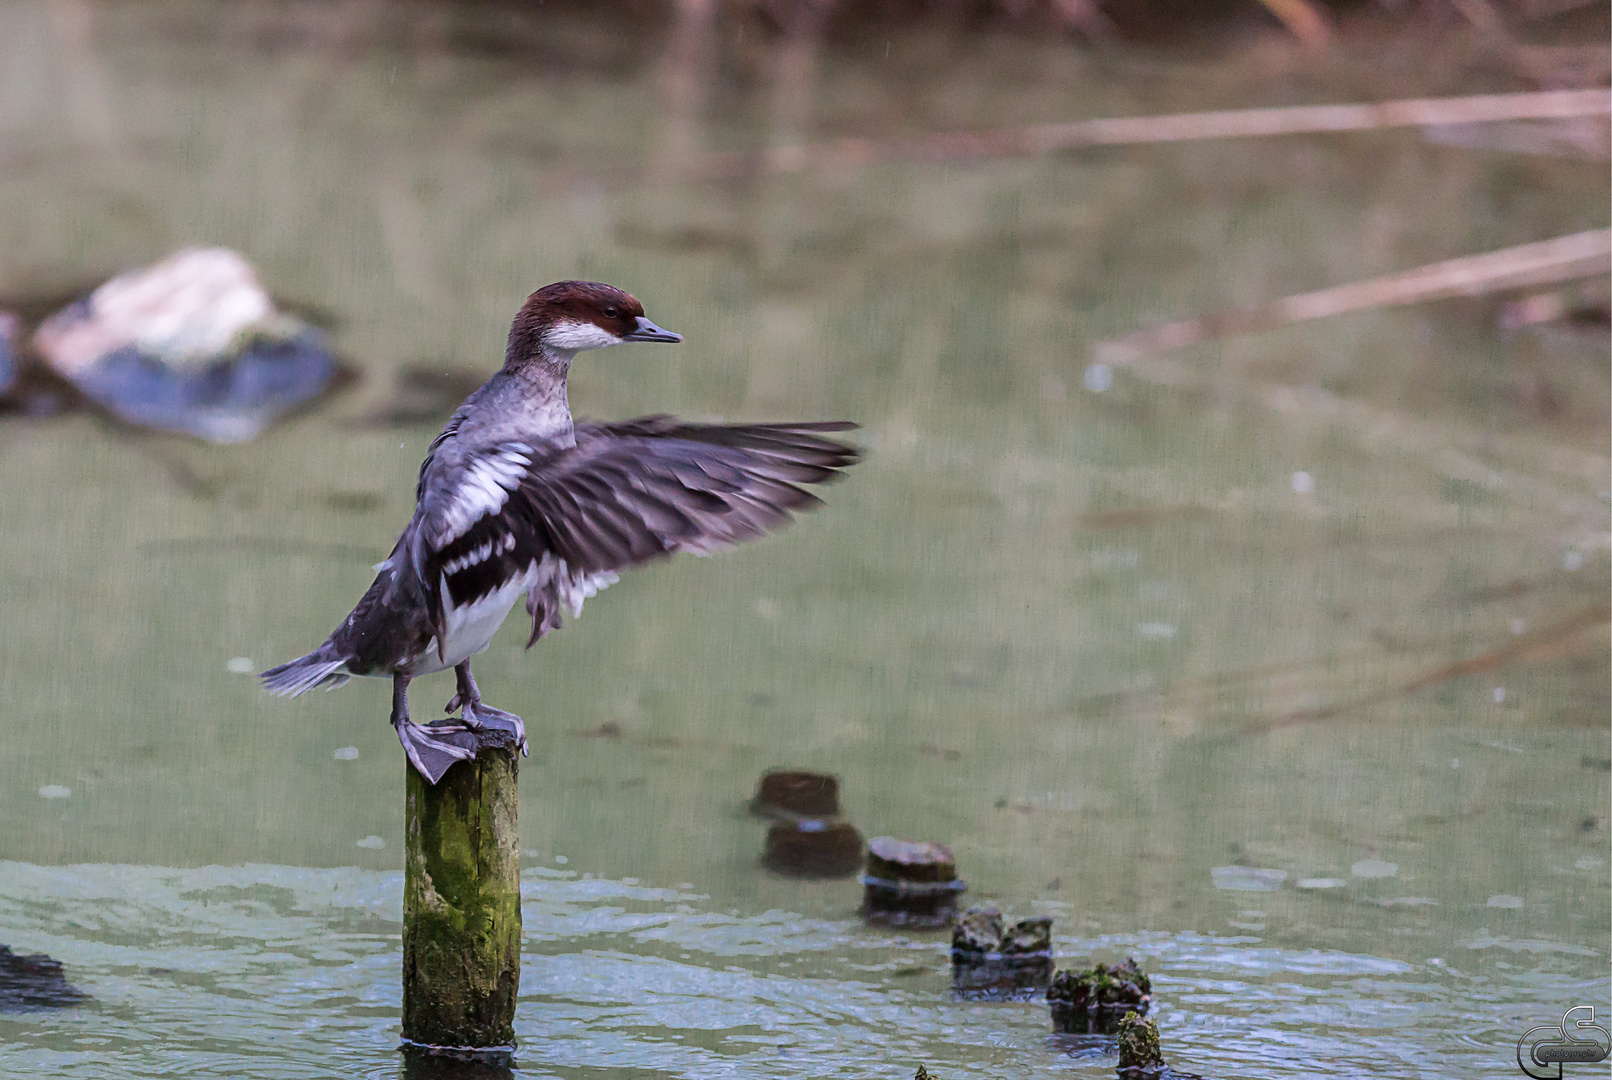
412;569;534;675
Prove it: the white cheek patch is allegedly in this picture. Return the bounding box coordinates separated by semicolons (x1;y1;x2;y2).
545;319;622;352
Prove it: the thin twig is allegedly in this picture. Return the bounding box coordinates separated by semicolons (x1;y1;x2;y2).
1242;603;1611;734
1092;229;1612;364
1449;0;1511;41
1254;0;1332;48
1421;115;1609;159
695;89;1611;177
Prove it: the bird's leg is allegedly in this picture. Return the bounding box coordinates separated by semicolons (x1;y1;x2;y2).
443;662;482;714
448;660;528;758
392;672;477;784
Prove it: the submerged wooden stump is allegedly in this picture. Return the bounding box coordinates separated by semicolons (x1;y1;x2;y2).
750;769;841;819
402;728;521;1052
860;837;966;928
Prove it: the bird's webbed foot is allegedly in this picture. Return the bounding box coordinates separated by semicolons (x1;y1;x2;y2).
396;717;479;785
461;701;528;758
447;662;528;758
393;673;476;784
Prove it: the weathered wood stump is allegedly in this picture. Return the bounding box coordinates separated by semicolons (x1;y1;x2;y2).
950;906;1054;999
750;769;841;819
860;837;966;928
1117;1011;1165;1078
402;727;521;1053
1049;958;1152;1035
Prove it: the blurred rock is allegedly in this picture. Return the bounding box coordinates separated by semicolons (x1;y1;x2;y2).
32;248;341;442
1499;285;1612;330
861;837;966;928
1501;290;1571;328
1421;117;1610;161
1209;865;1286;891
0;312;17;399
0;944;88;1012
1049;958;1152;1034
762;818;864;877
751;769;841;819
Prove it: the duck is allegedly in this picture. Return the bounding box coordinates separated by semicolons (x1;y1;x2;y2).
261;281;859;783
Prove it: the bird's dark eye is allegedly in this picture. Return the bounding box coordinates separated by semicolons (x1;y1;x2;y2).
604;306;618;318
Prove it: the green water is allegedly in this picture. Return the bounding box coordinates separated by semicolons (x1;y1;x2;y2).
0;2;1607;1076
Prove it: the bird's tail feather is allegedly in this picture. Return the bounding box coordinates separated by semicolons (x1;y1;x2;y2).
259;650;351;697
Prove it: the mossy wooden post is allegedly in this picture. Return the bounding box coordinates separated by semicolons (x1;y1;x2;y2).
402;729;520;1051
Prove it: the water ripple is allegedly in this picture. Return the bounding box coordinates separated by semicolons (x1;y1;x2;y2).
0;863;1605;1080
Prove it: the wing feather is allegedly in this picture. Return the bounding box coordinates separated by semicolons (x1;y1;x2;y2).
409;417;858;650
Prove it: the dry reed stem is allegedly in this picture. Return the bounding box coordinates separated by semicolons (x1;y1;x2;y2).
1421;115;1609;158
1090;235;1610;553
696;89;1611;177
1450;0;1512;41
1092;229;1612;364
1254;0;1332;48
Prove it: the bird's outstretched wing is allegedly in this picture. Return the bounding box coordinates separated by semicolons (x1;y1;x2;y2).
409;417;859;651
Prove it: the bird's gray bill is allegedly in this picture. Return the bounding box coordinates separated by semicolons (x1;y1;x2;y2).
624;316;682;343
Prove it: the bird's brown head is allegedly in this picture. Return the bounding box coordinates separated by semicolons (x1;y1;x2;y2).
505;280;681;369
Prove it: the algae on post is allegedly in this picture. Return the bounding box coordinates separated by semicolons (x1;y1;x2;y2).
951;906;1054;999
1049;957;1152;1007
1049;958;1152;1033
1117;1010;1164;1073
402;742;521;1049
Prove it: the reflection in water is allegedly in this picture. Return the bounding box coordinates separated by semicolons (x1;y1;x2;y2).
762;819;866;878
0;944;88;1012
950;906;1054;1000
951;953;1053;1001
399;1046;514;1080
